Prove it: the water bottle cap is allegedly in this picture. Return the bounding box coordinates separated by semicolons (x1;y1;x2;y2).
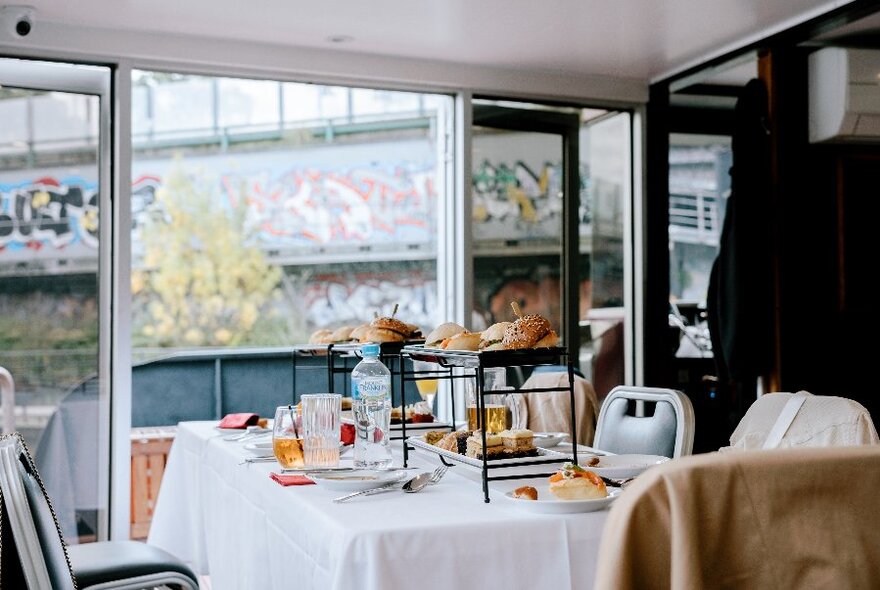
361;343;381;357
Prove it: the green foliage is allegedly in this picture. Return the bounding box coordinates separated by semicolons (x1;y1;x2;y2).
132;157;284;347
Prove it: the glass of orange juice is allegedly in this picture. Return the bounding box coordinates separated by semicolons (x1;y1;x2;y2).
412;360;439;413
273;405;305;469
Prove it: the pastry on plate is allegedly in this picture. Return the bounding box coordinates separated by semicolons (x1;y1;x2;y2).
548;463;608;500
423;431;446;446
441;330;481;351
501;313;558;349
437;431;472;454
465;431;505;460
512;485;538;500
498;429;539;458
308;329;335;344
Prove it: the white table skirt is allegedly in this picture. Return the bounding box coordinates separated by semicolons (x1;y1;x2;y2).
148;422;608;590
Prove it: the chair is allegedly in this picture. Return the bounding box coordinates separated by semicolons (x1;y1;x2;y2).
723;390;879;451
0;432;199;590
594;446;880;589
593;386;695;458
508;370;600;445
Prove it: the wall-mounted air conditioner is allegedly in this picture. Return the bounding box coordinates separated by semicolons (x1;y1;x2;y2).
809;47;880;143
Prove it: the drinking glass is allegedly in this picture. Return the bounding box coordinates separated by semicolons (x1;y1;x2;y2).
273;405;305;469
466;368;509;432
301;393;341;467
412;360;439;413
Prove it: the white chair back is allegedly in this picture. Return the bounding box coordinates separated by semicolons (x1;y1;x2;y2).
724;391;879;451
593;386;695;458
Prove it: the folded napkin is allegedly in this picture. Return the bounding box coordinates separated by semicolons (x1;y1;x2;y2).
218;413;260;429
340;423;355;446
270;473;316;486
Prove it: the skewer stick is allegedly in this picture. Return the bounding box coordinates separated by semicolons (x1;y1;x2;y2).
510;301;523;319
391;303;398;318
289;404;299;438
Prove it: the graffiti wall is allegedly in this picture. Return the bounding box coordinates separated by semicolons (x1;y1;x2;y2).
0;177;98;262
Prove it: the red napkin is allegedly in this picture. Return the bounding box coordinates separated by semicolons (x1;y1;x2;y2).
270;473;316;486
340;423;355;446
218;413;259;429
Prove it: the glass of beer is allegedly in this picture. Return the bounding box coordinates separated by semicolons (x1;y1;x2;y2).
466;368;509;432
301;394;341;468
273;405;305;469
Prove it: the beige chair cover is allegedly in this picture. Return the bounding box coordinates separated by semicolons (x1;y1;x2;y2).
507;371;598;445
594;446;880;590
722;390;879;451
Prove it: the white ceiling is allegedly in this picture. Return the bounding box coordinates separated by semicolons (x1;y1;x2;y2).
17;0;859;82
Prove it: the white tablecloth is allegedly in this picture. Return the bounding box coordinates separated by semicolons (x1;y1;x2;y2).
148;422;609;590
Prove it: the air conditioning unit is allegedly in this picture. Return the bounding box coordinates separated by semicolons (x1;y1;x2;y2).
809;47;880;143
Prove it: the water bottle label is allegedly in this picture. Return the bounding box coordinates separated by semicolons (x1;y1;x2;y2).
352;376;389;400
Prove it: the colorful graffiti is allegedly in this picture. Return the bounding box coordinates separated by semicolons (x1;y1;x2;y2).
224;164;436;248
472;159;591;242
0;177;98;252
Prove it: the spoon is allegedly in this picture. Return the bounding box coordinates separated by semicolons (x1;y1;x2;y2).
401;472;431;493
333;472;429;502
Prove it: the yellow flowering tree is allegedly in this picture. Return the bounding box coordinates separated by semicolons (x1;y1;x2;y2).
132;159;283;347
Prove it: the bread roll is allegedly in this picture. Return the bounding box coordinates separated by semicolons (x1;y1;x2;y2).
308;329;334;344
502;314;552;349
360;327;406;343
425;322;466;347
479;322;511;350
534;330;558;348
442;331;482;351
370;316;411;338
512;485;538;501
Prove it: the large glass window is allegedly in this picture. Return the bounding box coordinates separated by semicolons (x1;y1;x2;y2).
130;72;452;356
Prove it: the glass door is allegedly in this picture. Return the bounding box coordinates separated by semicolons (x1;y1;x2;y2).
0;58;111;543
470;103;581;351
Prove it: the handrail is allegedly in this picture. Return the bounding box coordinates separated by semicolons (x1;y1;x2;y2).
0;366;15;434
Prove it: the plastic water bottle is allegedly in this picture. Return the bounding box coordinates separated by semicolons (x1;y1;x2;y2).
351;344;392;468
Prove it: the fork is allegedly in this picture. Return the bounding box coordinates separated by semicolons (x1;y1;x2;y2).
428;465;448;484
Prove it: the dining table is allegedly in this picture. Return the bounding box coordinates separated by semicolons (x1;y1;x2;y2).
148;421;613;590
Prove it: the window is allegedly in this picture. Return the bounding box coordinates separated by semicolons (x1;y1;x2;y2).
130;71;453;355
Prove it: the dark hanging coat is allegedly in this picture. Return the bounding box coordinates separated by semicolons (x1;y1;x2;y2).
707;78;775;383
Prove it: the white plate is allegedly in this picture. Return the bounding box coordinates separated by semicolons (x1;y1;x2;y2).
503;484;621;514
243;440;274;457
584;454;669;479
307;469;408;492
533;432;570;448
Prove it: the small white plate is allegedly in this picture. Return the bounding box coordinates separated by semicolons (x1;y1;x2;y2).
307;469;408;492
533;432;570;448
503;484;622;514
585;454;669;479
243;440;274;457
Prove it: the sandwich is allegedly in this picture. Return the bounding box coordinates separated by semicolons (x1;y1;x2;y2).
501;314;558;349
360;310;417;343
425;322;466;348
548;463;607;500
349;323;371;342
441;330;482;351
308;329;334;345
330;325;357;343
479;322;511;351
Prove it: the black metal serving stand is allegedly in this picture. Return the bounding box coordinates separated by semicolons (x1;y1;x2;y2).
325;341;454;443
401;345;578;503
